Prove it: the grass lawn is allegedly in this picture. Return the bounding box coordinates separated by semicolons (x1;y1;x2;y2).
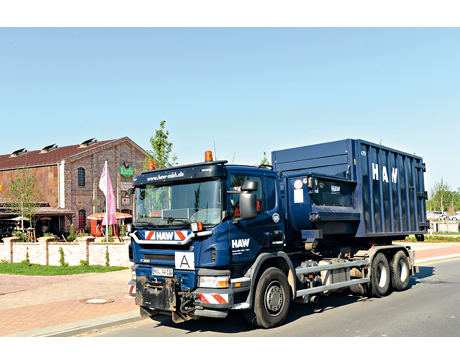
396;235;460;243
0;263;128;276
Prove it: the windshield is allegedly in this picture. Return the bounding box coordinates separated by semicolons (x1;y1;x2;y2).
135;179;222;228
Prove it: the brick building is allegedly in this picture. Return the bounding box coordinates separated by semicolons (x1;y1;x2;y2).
0;137;146;237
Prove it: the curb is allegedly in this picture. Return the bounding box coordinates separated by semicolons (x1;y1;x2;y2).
415;254;460;264
4;310;144;337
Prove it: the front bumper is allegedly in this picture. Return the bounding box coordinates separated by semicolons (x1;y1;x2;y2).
194;288;233;309
132;276;235;313
135;276;178;312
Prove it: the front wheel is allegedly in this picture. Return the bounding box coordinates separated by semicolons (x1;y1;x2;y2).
243;267;291;329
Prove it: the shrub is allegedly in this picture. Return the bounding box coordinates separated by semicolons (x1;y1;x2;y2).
79;259;89;266
68;224;76;241
105;246;110;266
21;247;31;266
59;247;69;267
14;231;26;242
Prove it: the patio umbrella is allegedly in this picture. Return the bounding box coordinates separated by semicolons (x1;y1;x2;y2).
87;212;132;220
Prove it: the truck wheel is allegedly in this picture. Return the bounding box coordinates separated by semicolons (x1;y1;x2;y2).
243;267;291;329
370;253;390;297
390;251;410;291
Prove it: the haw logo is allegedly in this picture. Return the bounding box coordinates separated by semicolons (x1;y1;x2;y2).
145;231;187;241
371;163;398;183
232;238;250;249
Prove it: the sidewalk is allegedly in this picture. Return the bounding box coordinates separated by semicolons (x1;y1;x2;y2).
0;269;142;337
406;242;460;263
1;242;460;337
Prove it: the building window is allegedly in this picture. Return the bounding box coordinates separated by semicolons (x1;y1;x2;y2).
78;167;85;187
78;209;86;230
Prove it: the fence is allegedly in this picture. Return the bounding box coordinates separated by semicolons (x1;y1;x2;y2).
0;236;131;267
431;221;460;233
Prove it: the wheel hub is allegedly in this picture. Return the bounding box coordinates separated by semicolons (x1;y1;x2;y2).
377;262;388;288
265;282;284;314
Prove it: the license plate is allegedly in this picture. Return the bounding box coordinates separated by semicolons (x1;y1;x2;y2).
152;267;174;277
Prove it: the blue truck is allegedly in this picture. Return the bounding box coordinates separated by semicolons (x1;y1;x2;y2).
127;139;427;328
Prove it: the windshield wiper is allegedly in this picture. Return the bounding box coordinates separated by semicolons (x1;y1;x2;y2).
164;217;191;225
135;221;159;229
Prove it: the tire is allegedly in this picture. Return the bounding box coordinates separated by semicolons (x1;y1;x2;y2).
370;253;390;297
390;250;410;291
243;267;291;329
349;283;368;296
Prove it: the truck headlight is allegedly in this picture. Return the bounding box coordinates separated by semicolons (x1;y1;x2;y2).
131;264;138;280
198;276;229;288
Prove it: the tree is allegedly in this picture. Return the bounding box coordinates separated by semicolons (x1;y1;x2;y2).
143;120;177;170
427;178;458;213
260;152;270;166
4;168;44;231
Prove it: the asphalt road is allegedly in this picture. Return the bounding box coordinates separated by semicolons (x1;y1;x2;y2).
79;259;460;337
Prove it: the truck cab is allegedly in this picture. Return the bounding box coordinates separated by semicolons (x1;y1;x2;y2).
128;154;290;325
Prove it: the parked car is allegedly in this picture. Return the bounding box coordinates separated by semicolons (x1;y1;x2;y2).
439;212;449;220
449;213;460;220
428;211;448;220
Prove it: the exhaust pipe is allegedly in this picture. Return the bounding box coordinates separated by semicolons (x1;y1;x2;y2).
295;295;319;304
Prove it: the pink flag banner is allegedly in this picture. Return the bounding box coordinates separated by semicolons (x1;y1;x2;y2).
99;161;117;226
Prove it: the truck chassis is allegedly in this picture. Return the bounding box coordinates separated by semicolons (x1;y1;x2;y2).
130;243;416;328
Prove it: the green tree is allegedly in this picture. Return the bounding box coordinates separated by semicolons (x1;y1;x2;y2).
260;152;270;166
4;168;44;231
143;120;177;170
428;178;454;213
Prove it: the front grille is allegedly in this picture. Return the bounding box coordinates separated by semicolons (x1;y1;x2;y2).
139;243;190;251
144;254;175;261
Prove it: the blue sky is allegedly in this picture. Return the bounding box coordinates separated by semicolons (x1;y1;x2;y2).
1;27;459;193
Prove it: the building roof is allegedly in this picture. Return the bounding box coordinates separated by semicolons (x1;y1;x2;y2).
0;207;76;219
0;138;118;170
0;197;76;218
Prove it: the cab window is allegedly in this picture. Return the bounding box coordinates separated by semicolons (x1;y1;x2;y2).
266;176;277;211
230;175;263;219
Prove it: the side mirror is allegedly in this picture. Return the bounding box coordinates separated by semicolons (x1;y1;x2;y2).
126;188;136;196
242;180;258;192
239;192;258;220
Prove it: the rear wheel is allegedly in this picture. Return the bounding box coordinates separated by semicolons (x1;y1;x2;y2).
370;253;390;297
243;267;291;329
390;250;410;291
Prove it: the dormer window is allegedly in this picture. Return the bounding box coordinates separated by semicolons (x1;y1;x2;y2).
10;148;28;157
79;138;98;148
40;143;58;153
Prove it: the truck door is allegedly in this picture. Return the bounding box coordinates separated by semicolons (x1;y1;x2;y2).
265;174;285;247
227;173;279;264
